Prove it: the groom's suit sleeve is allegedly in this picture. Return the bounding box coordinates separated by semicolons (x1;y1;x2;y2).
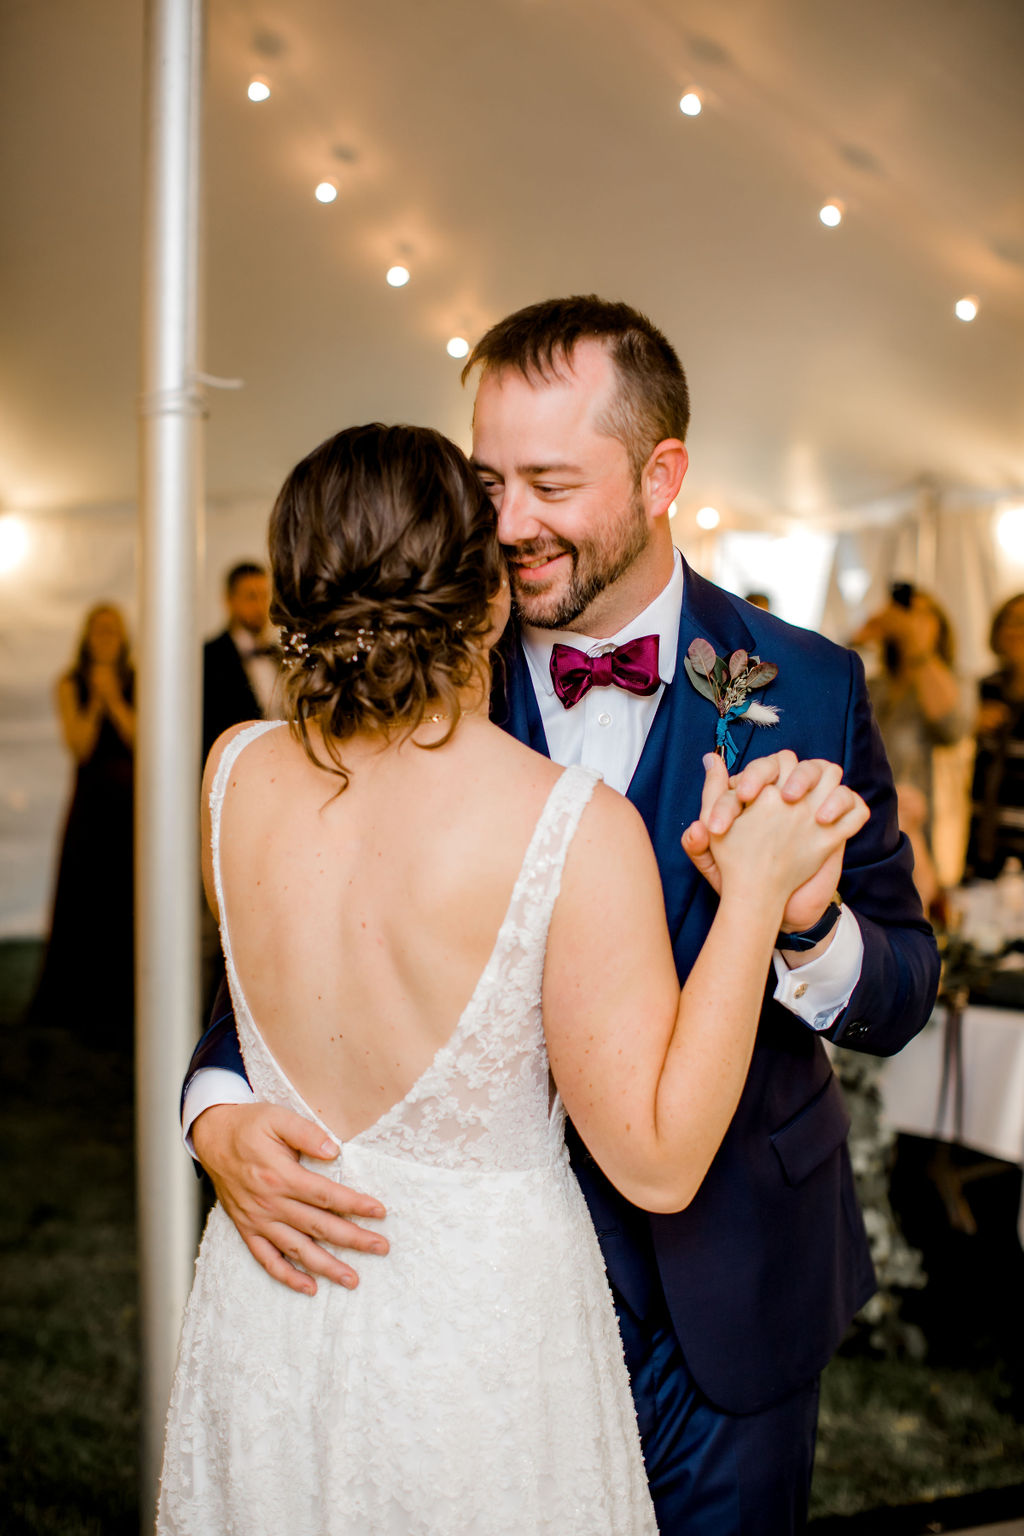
179;977;251;1140
819;646;940;1056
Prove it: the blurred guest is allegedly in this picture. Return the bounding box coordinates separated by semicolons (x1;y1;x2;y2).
31;604;136;1046
853;584;965;912
202;562;282;761
965;592;1024;878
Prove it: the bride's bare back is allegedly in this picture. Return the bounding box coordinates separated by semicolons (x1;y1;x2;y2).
206;713;565;1142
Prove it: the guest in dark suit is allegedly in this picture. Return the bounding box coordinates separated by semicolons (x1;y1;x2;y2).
202;562;281;760
180;299;939;1534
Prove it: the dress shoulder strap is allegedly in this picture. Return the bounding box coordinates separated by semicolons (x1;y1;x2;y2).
507;763;602;938
208;720;286;924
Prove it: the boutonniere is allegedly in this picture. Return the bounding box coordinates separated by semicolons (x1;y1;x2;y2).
684;638;780;767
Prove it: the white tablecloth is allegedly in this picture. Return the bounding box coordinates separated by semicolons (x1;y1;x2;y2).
879;1004;1024;1244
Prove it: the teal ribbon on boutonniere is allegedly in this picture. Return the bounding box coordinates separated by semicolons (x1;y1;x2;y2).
685;638;780;768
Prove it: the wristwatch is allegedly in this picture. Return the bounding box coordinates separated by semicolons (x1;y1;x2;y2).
776;894;843;952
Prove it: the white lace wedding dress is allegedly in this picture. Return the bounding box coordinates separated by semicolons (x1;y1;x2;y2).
158;721;657;1535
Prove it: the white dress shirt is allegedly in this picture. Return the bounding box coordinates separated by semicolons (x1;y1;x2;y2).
231;624;284;720
182;555;863;1144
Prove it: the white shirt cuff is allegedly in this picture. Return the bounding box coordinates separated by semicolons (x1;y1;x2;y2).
182;1067;256;1155
771;906;864;1032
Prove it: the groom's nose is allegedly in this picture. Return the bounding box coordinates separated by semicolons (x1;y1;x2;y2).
495;481;543;547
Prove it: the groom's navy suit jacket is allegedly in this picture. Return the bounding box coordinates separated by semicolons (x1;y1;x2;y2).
186;560;939;1416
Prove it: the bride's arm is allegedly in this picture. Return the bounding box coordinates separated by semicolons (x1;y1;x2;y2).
542;754;868;1213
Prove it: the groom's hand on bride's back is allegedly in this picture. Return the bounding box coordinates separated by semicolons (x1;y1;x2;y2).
192;1103;389;1296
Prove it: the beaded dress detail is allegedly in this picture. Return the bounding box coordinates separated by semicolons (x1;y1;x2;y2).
158;721;657;1535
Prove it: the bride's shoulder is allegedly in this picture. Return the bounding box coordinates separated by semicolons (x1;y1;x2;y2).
202;718;261;787
475;725;644;837
475;722;565;790
201;718;279;790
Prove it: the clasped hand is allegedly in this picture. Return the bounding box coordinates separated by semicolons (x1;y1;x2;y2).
681;750;868;934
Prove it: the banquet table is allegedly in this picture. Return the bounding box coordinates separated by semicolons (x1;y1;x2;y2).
878;1003;1024;1245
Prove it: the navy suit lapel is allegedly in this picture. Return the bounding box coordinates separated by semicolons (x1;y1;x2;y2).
492;622;550;758
626;560;767;955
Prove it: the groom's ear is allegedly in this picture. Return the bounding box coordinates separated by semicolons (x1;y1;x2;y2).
642;440;688;521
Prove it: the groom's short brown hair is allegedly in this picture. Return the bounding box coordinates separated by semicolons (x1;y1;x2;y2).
462;295;690;480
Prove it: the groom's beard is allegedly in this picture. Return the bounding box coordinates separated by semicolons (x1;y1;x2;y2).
504;495;650;631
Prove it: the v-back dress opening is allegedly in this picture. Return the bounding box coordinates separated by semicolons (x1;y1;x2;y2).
158;720;657;1536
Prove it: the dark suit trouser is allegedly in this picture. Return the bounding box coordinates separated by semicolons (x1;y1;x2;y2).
614;1284;820;1535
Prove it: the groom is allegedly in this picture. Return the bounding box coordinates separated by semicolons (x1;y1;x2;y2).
183;296;939;1533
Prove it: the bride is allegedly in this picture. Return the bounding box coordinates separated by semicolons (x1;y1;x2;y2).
158;422;867;1535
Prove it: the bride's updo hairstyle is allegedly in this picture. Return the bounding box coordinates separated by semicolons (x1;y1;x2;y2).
269;422;504;787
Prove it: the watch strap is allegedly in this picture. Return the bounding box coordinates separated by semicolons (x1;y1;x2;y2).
776;894;843;952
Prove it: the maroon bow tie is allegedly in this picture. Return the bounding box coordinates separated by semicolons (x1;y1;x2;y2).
549;635;661;709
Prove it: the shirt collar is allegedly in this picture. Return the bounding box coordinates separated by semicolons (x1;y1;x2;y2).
521;549;683;698
231;624;276;657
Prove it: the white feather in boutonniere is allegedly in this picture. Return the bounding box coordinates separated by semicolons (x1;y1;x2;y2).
684;638;780;766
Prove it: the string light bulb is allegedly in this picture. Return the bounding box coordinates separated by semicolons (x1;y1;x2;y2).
314;181;338;204
446;337;470;359
696;506;720;530
819;202;843;228
386;265;411;287
247;77;271;102
955;295;979;322
679;92;702;117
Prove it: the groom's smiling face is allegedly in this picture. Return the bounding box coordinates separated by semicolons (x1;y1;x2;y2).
470;340;663;637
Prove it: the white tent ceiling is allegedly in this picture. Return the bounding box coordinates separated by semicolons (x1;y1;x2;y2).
2;0;1023;524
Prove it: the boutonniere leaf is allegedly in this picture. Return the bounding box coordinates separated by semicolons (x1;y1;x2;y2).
685;637;780;767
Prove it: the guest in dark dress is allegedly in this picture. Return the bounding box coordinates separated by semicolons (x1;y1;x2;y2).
966;592;1024;878
32;604;136;1047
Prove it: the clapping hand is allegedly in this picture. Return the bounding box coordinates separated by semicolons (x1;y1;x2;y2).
89;662;122;709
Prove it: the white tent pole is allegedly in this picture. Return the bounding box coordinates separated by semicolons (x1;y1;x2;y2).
136;0;204;1523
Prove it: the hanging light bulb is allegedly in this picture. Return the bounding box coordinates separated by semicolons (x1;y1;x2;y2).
446;337;470;358
955;295;979;322
247;77;271;102
679;92;702;117
386;265;411;287
668;500;679;519
819;202;843;228
696;506;720;530
314;180;338;204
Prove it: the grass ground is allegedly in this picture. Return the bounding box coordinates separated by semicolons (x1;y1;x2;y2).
2;938;1023;1533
